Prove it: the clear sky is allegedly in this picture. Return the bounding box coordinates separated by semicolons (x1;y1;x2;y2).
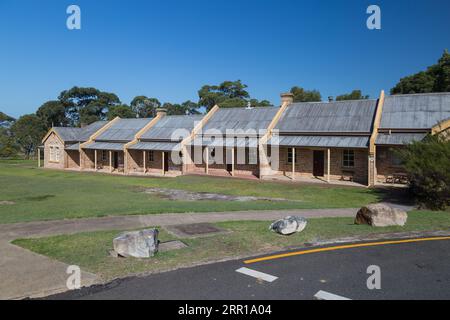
1;0;449;118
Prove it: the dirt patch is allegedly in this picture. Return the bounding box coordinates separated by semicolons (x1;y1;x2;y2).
143;188;299;202
0;201;15;205
164;223;231;238
23;195;55;202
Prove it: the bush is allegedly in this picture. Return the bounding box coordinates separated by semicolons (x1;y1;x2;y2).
399;134;450;210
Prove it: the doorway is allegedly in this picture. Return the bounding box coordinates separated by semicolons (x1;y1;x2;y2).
313;150;324;176
113;152;119;169
163;152;169;172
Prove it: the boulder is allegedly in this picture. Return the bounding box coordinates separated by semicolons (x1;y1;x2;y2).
113;229;159;258
270;216;308;235
355;204;408;227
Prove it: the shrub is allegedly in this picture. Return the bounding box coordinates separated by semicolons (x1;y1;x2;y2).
398;134;450;210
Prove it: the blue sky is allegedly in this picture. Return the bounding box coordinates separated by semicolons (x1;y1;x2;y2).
1;0;449;118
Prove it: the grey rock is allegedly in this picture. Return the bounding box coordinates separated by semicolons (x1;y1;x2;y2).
113;229;159;258
355;203;408;227
270;216;308;235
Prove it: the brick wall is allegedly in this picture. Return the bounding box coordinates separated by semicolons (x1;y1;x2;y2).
375;146;405;182
66;150;80;169
43;133;65;169
273;147;369;184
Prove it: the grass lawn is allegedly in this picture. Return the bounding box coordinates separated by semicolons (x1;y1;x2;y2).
13;211;450;281
0;160;383;224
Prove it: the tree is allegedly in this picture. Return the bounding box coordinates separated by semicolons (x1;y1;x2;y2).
0;128;19;158
391;50;450;94
130;96;161;118
163;101;201;116
336;90;369;101
11;114;46;159
107;104;136;120
435;49;450;92
198;80;250;111
0;112;15;128
290;86;322;102
58;87;121;125
36;100;68;129
249;99;272;107
398;134;450;210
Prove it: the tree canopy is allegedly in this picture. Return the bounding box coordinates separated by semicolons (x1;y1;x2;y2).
391;50;450;94
290;86;322;102
130;96;161;118
11;114;46;158
336;90;369;101
36;100;67;130
163;101;201;116
107;104;136;120
58;87;121;125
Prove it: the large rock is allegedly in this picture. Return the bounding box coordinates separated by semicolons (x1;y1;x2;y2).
270;216;308;235
113;229;159;258
355;204;408;227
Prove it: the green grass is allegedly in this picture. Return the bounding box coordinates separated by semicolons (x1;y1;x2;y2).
0;160;382;224
13;211;450;281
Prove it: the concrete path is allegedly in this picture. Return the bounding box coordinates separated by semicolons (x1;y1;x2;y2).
0;208;357;300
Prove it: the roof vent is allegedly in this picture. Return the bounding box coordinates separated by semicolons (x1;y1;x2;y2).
328;96;334;103
246;101;252;109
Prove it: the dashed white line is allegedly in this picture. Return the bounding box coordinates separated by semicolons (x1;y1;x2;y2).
236;267;278;282
314;290;351;300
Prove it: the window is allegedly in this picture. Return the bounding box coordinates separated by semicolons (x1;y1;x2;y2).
49;146;54;161
287;148;298;164
390;151;403;166
248;148;258;164
343;150;355;168
102;150;107;162
49;145;60;163
55;147;60;162
148;151;154;162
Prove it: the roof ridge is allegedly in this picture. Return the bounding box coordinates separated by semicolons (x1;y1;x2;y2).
388;92;450;97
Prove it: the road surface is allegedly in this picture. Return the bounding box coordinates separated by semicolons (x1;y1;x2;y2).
46;237;450;300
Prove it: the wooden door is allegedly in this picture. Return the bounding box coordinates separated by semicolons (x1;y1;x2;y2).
313;150;324;176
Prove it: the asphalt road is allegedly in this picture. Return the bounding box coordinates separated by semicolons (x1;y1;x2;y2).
47;238;450;300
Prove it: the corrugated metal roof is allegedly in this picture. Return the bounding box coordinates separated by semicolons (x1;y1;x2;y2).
275;100;377;133
201;107;278;135
376;132;427;145
53;121;108;143
380;93;450;129
83;142;125;151
128;141;182;151
54;127;82;142
267;135;370;148
65;143;80;151
78;121;108;141
95;118;152;142
190;137;258;148
140;115;203;140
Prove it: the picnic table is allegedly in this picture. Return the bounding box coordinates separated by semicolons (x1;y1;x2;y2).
386;172;409;184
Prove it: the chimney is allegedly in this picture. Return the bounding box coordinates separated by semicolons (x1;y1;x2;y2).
328;96;334;103
156;108;167;117
280;92;294;106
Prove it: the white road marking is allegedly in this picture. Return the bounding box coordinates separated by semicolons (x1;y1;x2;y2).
314;290;351;300
236;267;278;282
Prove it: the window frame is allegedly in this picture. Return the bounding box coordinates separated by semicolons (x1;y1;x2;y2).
342;149;355;168
148;150;154;162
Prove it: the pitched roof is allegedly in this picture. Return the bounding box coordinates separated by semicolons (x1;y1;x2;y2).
275;100;377;134
375;132;427;145
95;118;152;142
140;115;203;141
52;121;108;143
380;93;450;130
268;135;370;149
200;107;279;136
53;127;82;142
